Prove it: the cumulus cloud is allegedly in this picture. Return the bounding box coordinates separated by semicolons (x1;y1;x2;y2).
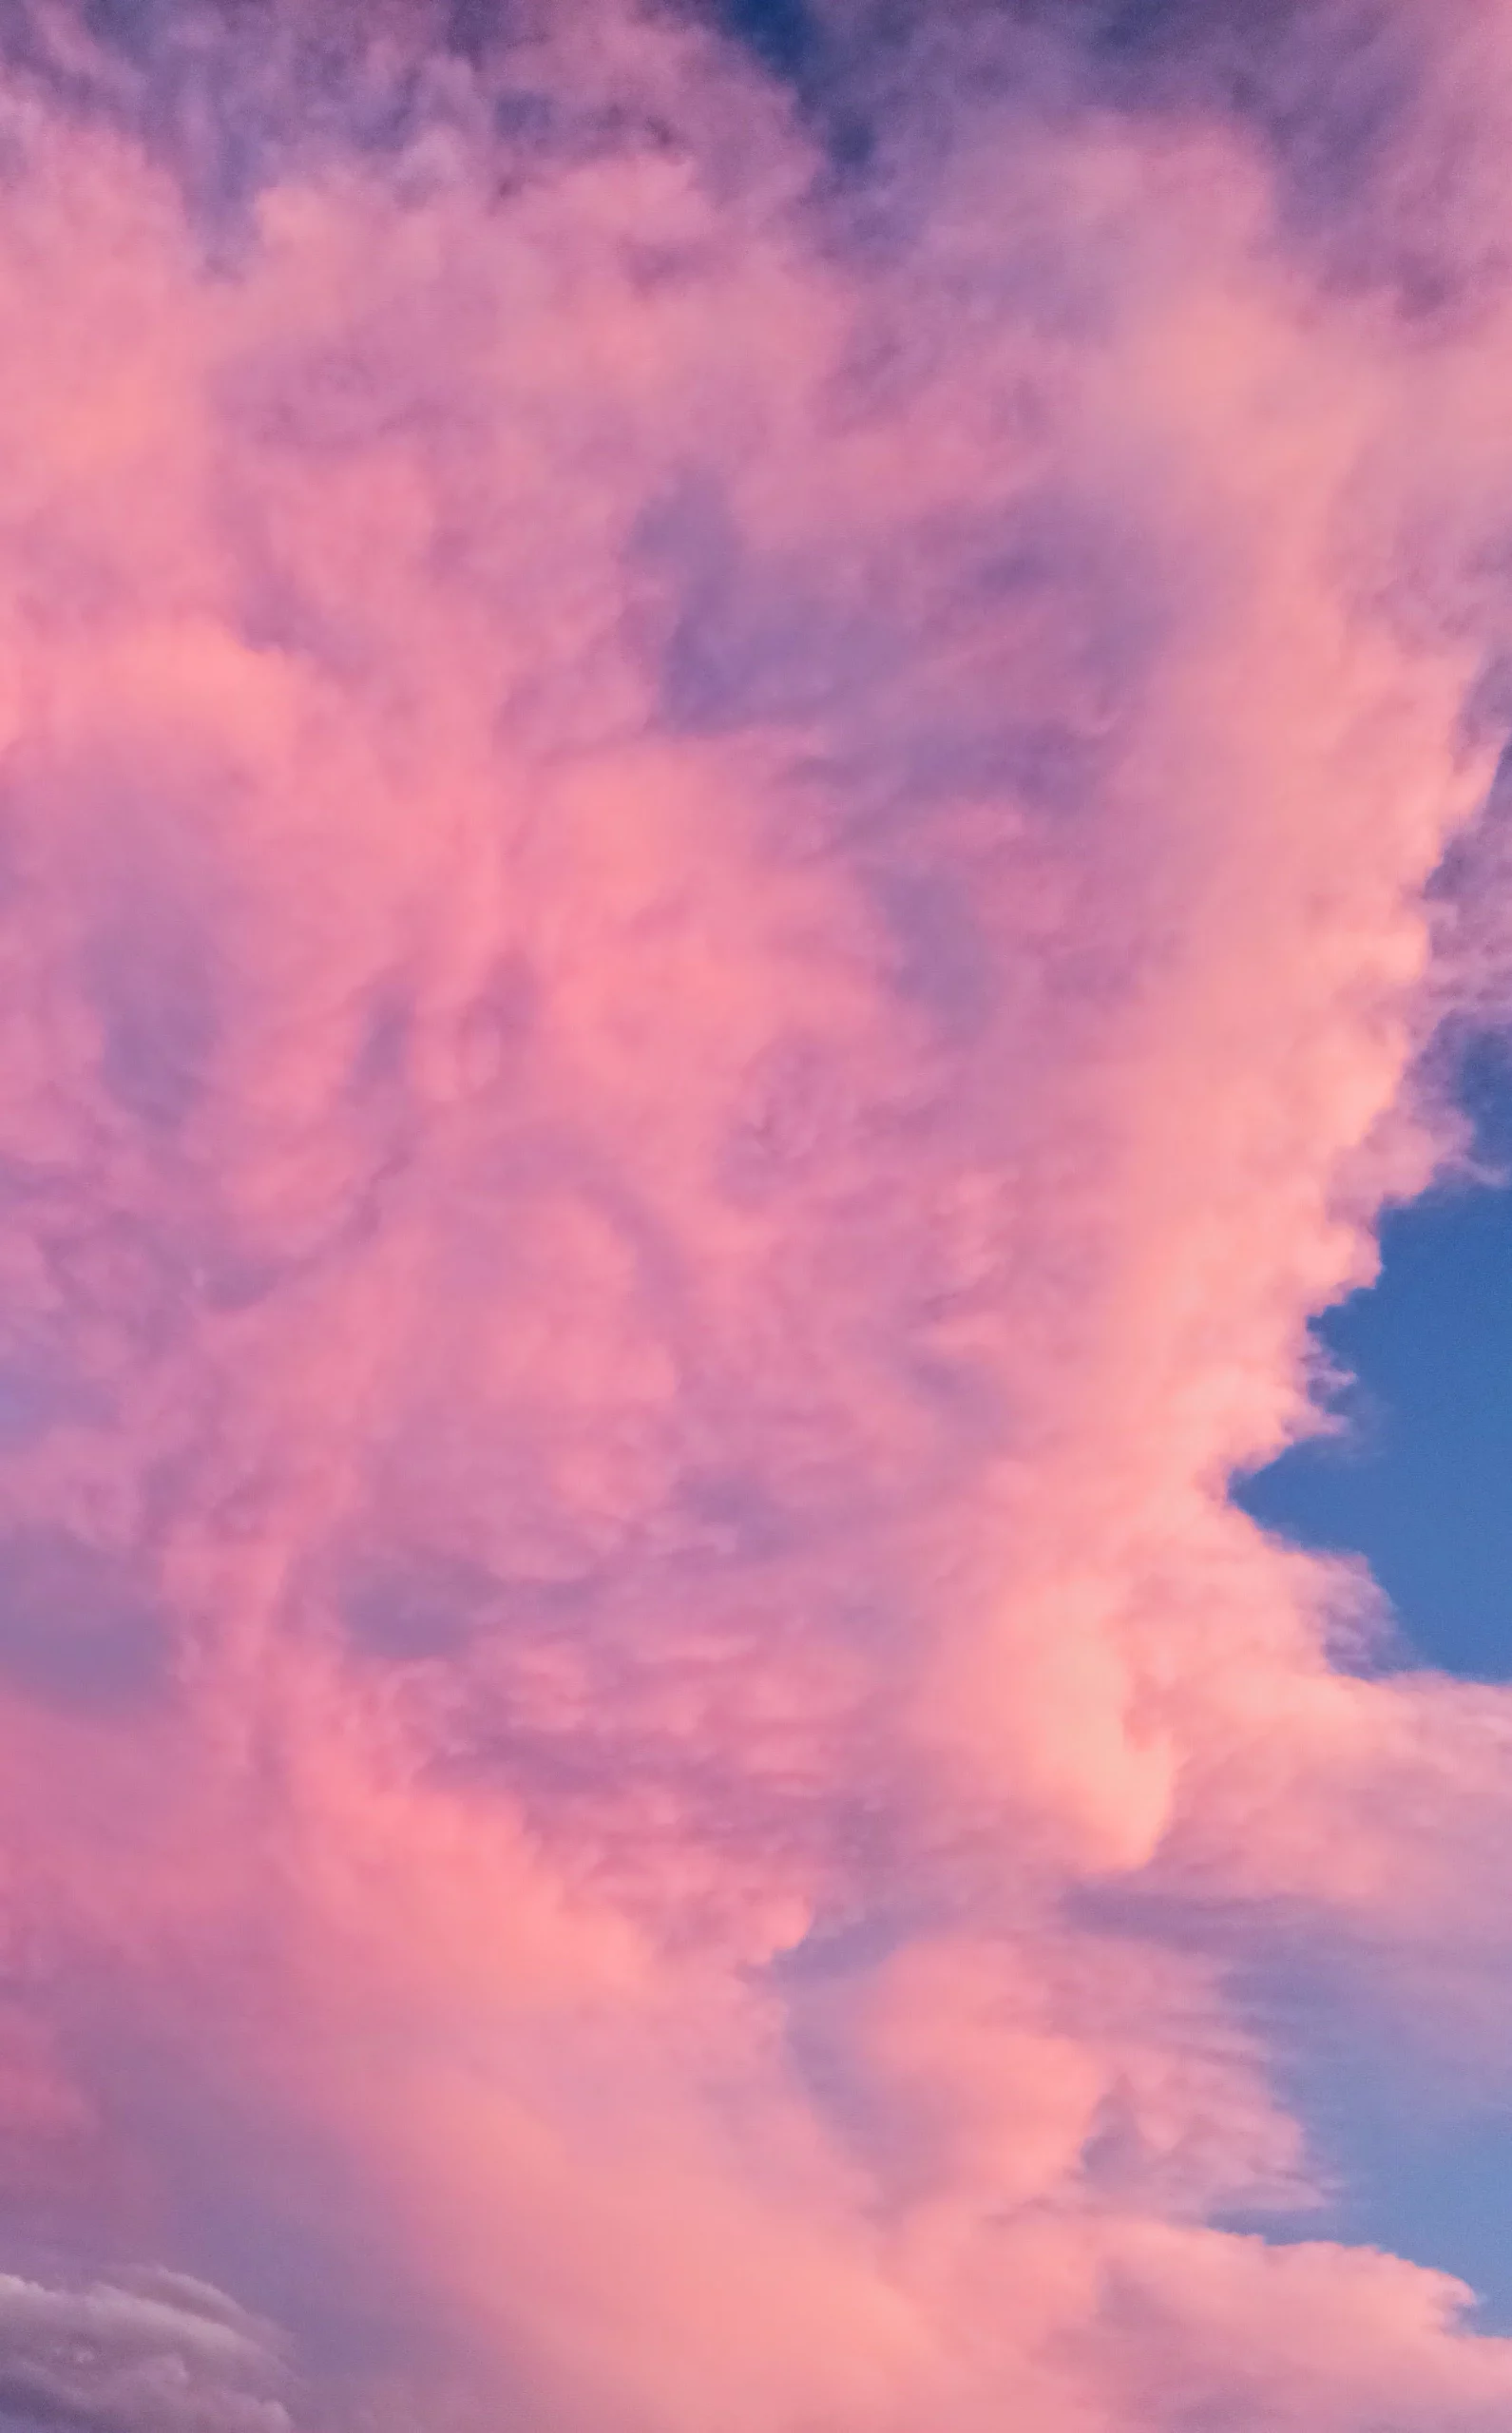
0;0;1504;2426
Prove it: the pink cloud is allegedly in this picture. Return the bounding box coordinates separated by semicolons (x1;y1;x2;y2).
0;1;1504;2426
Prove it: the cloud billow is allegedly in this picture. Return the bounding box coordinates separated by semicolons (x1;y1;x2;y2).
0;1;1505;2427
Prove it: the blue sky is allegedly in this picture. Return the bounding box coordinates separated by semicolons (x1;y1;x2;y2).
1239;1052;1512;1682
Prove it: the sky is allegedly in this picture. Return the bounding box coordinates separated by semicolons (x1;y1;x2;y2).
1240;1027;1512;1687
1241;1169;1512;1682
3;0;1512;2427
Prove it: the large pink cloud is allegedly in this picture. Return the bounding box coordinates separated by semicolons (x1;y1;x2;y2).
0;0;1505;2425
